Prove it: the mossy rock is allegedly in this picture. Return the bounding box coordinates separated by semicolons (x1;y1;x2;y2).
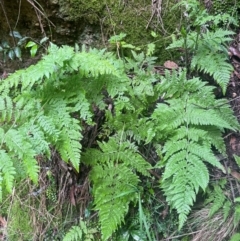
57;0;181;62
58;0;105;23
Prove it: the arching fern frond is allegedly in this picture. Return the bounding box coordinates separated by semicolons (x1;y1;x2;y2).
191;49;233;93
0;44;75;94
0;95;14;123
0;43;130;202
167;27;234;93
63;226;83;241
83;137;151;240
152;69;239;229
0;150;16;200
4;129;39;183
63;220;96;241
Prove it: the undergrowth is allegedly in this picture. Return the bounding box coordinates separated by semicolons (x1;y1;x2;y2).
0;0;239;240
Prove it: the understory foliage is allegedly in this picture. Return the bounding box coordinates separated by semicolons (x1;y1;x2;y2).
0;2;239;238
168;0;237;94
149;70;239;229
83;137;151;240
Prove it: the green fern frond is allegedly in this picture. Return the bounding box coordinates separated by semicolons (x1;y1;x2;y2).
63;226;83;241
22;124;50;156
191;51;233;93
91;164;139;241
83;137;151;240
4;129;39;183
223;200;232;221
36;114;60;141
71;48;124;78
234;205;240;228
200;126;226;153
84;138;151;176
63;221;96;241
167;32;198;50
214;99;240;130
0;44;75;94
22;155;39;184
167;27;234;93
0;42;137;206
152;70;238;229
0;95;14;123
58;126;82;172
230;233;240;241
0;150;16;199
201;29;234;46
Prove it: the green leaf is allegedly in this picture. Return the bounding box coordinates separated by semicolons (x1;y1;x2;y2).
2;41;10;48
121;43;136;49
14;46;22;59
151;31;157;38
17;36;29;46
25;41;37;48
30;44;38;57
146;43;155;56
9;31;22;39
109;32;127;43
234;197;240;203
234;155;240;168
8;50;15;59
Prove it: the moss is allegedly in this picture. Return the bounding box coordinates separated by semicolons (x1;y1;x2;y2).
103;0;181;62
57;0;181;62
7;199;34;241
102;1;152;46
58;0;105;23
149;0;182;64
213;0;240;15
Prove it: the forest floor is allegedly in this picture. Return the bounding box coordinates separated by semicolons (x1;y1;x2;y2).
225;30;240;172
1;31;240;240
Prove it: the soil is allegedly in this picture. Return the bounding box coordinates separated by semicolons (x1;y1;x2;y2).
226;31;240;160
0;0;104;77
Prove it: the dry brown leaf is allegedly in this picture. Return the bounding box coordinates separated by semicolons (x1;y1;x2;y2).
231;170;240;180
0;216;7;228
230;136;237;151
164;60;178;69
69;185;76;206
229;46;240;59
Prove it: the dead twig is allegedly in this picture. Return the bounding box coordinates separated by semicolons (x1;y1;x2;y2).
146;0;166;33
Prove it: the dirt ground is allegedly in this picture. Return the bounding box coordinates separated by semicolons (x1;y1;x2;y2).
226;31;240;161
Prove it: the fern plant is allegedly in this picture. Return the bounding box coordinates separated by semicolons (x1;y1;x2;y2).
205;179;232;220
167;0;236;93
0;43;128;201
82;136;151;240
0;30;239;239
148;69;239;229
63;220;97;241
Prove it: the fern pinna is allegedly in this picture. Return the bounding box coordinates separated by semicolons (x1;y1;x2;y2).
150;70;239;229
